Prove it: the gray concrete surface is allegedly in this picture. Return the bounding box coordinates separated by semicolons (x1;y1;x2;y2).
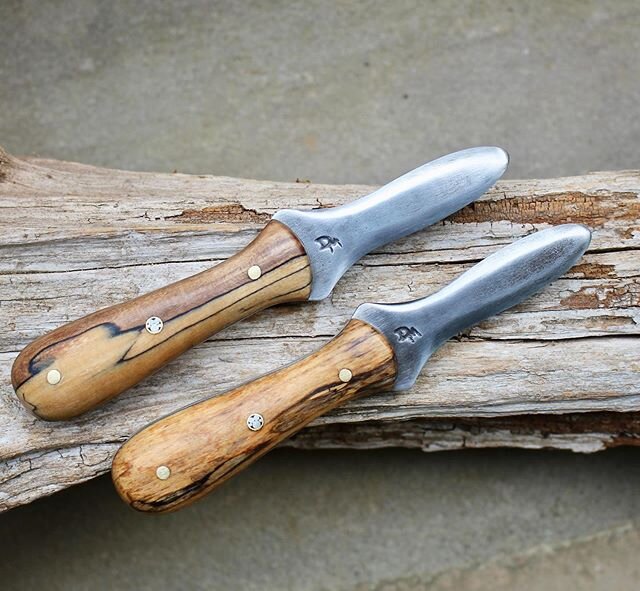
0;1;639;589
1;0;639;183
2;449;640;590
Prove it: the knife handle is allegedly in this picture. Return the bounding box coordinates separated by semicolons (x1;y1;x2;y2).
12;220;312;421
112;319;396;513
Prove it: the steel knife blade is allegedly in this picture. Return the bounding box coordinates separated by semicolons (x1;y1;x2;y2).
275;146;510;299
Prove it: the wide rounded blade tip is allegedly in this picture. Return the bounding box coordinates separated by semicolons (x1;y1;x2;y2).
478;146;509;180
557;223;592;256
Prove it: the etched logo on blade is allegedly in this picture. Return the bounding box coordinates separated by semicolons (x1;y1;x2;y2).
394;326;422;343
315;235;342;253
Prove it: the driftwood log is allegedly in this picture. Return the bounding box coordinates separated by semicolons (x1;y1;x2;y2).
0;146;638;511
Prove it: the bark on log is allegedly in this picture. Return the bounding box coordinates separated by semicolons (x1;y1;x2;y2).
0;146;638;511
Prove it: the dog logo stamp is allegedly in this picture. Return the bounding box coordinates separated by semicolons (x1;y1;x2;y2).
315;235;343;253
394;326;422;343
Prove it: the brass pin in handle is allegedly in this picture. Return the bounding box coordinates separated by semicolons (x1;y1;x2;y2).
112;225;590;514
111;319;397;513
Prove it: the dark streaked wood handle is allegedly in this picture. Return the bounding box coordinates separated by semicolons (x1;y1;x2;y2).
111;319;397;513
12;220;312;421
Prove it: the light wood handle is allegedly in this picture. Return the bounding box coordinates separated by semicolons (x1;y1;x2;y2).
12;220;312;420
111;319;397;513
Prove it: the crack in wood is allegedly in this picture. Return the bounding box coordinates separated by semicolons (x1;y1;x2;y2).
166;203;271;224
450;191;640;225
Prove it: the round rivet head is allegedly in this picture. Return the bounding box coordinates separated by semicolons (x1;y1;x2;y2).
145;316;163;334
47;369;62;385
247;265;262;280
339;368;353;383
156;465;171;480
246;413;264;431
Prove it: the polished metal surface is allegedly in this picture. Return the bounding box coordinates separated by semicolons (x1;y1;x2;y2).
274;147;508;300
354;224;592;390
145;316;164;335
246;413;265;432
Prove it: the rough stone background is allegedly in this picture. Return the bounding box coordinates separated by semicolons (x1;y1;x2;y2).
1;1;639;589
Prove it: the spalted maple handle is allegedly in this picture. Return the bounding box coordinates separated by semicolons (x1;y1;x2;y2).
12;221;312;420
112;319;397;513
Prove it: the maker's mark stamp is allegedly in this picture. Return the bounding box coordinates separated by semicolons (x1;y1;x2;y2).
315;235;342;253
394;326;422;343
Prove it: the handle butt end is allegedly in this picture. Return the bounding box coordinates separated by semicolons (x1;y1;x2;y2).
11;345;67;421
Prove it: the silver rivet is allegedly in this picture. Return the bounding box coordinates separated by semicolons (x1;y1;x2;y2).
247;413;264;431
339;368;353;383
145;316;164;334
247;265;262;280
47;369;62;385
156;465;171;480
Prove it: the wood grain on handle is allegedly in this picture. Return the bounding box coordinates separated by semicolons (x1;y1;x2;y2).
112;319;397;513
12;220;312;421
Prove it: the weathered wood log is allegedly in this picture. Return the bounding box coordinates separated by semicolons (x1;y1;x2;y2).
0;146;638;511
